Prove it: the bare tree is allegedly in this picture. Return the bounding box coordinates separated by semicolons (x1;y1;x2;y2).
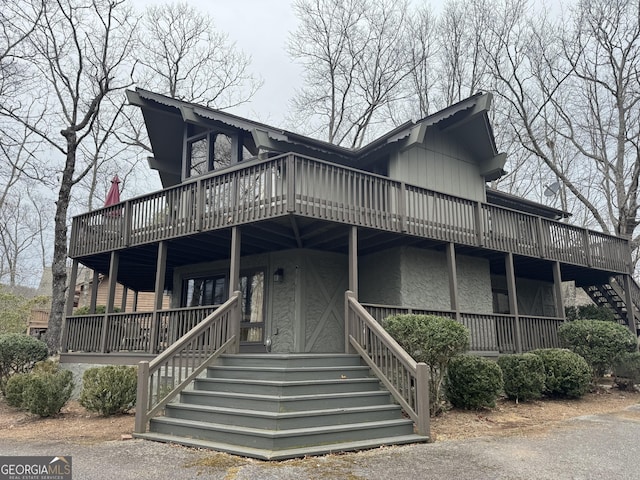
0;0;138;351
483;0;640;253
288;0;415;147
136;1;261;109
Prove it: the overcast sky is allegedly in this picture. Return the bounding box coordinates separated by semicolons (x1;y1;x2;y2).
135;0;447;128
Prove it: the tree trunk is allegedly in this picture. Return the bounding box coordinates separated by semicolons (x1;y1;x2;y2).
46;136;76;353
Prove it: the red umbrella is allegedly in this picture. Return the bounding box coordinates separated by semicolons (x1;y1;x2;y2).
105;175;121;206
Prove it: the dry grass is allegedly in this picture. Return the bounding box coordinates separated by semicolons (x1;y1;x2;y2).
1;389;639;445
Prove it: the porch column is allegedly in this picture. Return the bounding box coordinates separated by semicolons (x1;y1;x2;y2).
65;260;79;317
229;227;241;353
90;269;99;314
505;253;522;353
132;290;139;312
623;274;637;336
61;259;79;353
150;241;168;354
446;243;460;321
349;227;358;298
552;261;565;320
101;251;119;353
120;287;128;312
230;226;241;292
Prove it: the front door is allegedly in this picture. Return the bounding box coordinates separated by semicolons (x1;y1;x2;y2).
239;269;266;352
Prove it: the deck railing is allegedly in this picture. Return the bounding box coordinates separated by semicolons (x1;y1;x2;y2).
134;292;240;434
69;153;630;274
346;291;430;437
361;303;564;354
62;305;220;354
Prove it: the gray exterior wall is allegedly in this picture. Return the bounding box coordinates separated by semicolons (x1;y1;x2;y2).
491;275;558;317
172;249;347;354
389;129;486;202
360;246;493;314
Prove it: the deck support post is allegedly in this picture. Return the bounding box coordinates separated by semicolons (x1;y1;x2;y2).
552;261;565;320
132;290;139;311
61;259;79;353
121;287;128;312
623;274;637;337
101;251;119;353
505;253;522;353
150;241;168;354
229;227;241;353
349;226;358;298
446;243;460;321
90;269;99;314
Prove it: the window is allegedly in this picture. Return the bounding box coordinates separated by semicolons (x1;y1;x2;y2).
239;270;265;343
188;136;209;178
185;130;242;179
183;275;226;307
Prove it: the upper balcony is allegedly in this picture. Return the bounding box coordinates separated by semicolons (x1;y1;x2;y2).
69;153;631;276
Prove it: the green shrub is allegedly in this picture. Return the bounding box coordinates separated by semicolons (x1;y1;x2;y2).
4;373;30;408
21;369;74;417
497;353;545;402
0;333;48;393
612;352;640;390
558;320;636;381
383;314;470;415
531;348;591;398
565;304;615;322
79;365;137;416
446;355;503;409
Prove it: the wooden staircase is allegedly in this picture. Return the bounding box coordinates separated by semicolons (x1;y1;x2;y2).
583;277;640;332
135;354;427;460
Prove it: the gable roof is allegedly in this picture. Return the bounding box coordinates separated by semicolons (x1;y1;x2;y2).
127;88;506;186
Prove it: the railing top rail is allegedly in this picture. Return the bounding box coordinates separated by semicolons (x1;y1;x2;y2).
72;153;291;220
71;152;627;246
347;292;418;371
159;304;222;314
148;291;240;372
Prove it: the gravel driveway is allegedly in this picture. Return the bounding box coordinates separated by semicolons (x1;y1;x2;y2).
1;406;639;480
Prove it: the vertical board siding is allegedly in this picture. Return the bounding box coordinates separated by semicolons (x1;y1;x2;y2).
68;154;629;275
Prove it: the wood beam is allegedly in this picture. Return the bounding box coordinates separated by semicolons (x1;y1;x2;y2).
290;215;303;248
349;227;358;298
623;274;637;337
505;252;522;353
150;242;168;354
65;260;79;318
101;252;120;353
90;269;99;314
230;227;241;293
552;261;565;320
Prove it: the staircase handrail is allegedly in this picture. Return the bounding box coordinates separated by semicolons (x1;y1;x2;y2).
345;291;430;437
134;291;241;434
613;275;640;313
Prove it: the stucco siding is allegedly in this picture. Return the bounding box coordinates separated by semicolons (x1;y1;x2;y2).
359;248;403;306
399;247;450;310
456;255;493;314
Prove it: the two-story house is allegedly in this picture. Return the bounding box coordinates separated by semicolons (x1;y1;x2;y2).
60;88;638;459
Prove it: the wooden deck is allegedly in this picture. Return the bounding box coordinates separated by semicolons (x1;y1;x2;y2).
62;302;561;357
69;153;631;274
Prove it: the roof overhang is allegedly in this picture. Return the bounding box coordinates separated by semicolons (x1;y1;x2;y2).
127;88;507;185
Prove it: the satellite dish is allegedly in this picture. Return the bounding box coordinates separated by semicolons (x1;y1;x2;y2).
544;181;560;197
